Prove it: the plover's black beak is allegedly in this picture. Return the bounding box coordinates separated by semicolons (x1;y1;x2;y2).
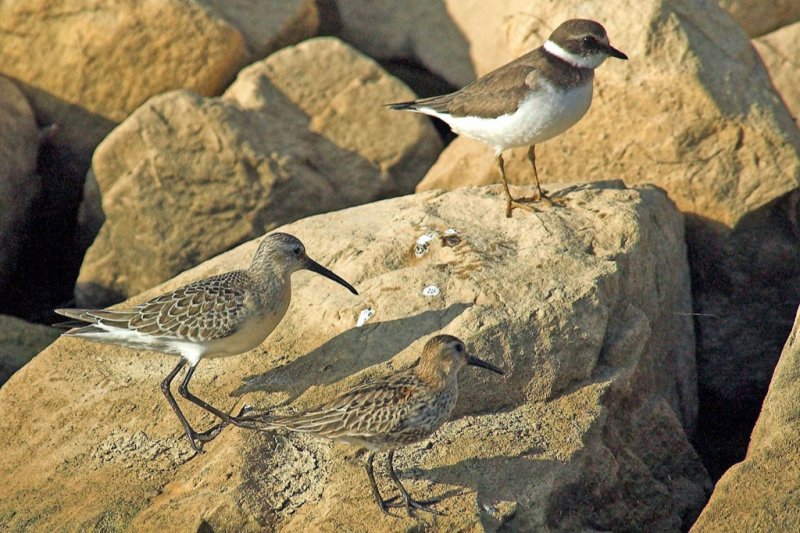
467;354;504;375
305;258;358;295
604;44;628;60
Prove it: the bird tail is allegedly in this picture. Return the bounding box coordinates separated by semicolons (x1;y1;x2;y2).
385;100;418;111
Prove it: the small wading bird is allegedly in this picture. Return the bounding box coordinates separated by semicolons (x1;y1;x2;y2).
388;19;627;217
57;233;358;453
233;334;505;516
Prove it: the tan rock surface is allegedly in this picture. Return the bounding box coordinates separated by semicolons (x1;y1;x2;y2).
411;4;800;475
76;37;441;307
0;183;709;531
0;315;59;385
754;21;800;121
0;0;250;182
334;0;476;87
717;0;800;37
417;0;800;229
692;305;800;531
199;0;319;59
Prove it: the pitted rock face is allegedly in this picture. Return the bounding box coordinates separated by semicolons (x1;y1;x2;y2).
0;184;709;531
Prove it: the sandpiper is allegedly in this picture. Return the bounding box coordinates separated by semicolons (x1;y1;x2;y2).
388;19;627;217
233;334;504;516
56;232;358;453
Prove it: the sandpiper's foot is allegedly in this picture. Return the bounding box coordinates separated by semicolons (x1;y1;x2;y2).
385;494;445;517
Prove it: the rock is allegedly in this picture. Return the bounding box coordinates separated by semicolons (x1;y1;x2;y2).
199;0;319;59
0;76;40;312
717;0;800;37
417;0;800;229
411;0;800;479
692;305;800;531
334;0;476;87
754;21;800;120
0;315;60;385
0;183;710;531
0;0;251;183
76;37;441;307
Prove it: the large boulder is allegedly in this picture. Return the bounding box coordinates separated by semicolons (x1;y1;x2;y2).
410;0;800;478
0;0;253;174
692;305;800;531
75;37;442;307
200;0;319;59
416;0;799;229
334;0;476;87
754;21;800;120
0;183;710;531
716;0;800;37
0;315;59;385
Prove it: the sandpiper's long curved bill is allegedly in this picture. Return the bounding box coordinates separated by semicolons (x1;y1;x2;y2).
604;44;628;60
467;354;504;375
305;258;359;295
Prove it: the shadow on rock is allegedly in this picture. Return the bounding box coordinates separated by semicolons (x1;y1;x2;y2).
233;304;471;403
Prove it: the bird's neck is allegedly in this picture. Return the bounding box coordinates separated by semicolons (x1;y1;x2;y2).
414;362;458;393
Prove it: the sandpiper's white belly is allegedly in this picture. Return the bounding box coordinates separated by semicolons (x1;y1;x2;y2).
431;81;593;152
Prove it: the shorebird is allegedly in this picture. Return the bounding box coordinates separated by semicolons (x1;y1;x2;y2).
56;232;358;453
388;19;627;217
233;334;504;516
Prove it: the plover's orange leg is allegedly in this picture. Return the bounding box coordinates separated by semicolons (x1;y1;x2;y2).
495;153;539;218
515;145;564;207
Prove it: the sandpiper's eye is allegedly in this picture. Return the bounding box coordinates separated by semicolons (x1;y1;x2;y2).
455;343;464;353
293;247;302;256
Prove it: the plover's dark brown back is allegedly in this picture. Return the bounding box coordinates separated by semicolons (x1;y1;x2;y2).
388;19;627;217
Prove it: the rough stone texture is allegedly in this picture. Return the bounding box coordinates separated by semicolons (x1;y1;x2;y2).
754;21;800;120
0;77;40;312
0;0;250;170
76;37;441;307
0;0;248;124
692;305;800;531
199;0;319;59
0;315;59;385
410;0;800;479
0;183;709;531
417;0;800;229
717;0;800;37
334;0;476;87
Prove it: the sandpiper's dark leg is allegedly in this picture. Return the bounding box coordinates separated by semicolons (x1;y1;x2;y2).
495;152;537;218
364;451;397;516
384;450;444;517
177;363;231;441
160;359;208;453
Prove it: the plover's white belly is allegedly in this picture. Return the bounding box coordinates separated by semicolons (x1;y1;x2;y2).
435;81;593;152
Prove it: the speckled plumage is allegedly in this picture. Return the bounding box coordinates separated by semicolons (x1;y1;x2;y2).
235;335;504;516
56;232;358;453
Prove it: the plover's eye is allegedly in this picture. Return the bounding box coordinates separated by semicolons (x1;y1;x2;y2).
582;36;596;47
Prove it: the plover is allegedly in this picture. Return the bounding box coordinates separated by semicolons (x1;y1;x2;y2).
388;19;627;217
233;334;504;516
56;232;358;453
